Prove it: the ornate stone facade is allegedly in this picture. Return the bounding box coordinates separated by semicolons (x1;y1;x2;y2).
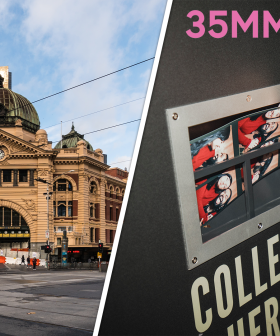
0;69;127;261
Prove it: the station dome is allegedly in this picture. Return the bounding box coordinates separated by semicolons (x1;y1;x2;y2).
0;75;40;133
55;123;93;151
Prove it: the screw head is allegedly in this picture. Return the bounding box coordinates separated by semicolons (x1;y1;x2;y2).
246;95;252;102
192;257;198;264
258;223;263;229
172;113;178;120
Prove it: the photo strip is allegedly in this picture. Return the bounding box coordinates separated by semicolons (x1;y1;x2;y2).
196;166;237;226
191;105;280;231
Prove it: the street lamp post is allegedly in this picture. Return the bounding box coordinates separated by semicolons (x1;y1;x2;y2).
36;170;75;269
36;177;52;269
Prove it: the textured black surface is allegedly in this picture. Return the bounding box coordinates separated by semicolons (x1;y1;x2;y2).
100;1;280;335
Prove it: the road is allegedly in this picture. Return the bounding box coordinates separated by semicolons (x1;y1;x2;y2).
0;266;105;335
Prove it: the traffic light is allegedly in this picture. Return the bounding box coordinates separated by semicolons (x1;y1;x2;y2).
44;245;52;253
98;243;103;252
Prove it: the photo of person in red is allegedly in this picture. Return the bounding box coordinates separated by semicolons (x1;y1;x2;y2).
191;127;231;171
201;189;232;224
251;153;274;184
196;172;232;225
238;109;280;152
240;138;278;186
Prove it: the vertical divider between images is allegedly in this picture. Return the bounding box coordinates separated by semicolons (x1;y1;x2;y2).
232;121;243;197
92;1;174;336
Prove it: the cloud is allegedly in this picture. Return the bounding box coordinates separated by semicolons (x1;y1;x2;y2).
13;0;167;167
0;1;15;30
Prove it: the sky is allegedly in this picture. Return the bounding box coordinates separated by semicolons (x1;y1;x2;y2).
0;0;167;170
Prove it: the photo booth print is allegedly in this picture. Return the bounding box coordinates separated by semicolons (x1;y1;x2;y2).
191;105;280;237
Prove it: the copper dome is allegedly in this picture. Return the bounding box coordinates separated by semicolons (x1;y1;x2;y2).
0;87;40;133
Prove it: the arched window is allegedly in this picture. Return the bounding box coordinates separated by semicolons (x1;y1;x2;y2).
62;145;67;148
110;186;114;198
53;179;72;191
0;207;28;227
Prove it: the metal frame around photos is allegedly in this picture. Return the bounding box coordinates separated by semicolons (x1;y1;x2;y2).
166;84;280;270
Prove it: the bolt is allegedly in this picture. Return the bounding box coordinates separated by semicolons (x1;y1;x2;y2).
258;223;263;229
172;113;178;120
246;95;252;102
192;257;198;264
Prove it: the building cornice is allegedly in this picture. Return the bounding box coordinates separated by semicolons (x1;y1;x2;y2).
105;175;127;186
54;155;110;170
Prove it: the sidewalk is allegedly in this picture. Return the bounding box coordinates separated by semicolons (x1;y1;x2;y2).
0;264;100;274
0;264;48;274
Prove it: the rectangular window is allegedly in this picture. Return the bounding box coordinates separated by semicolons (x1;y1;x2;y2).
58;202;66;217
3;170;11;182
95;228;100;243
116;208;119;221
57;238;61;245
95;204;99;218
68;201;73;217
110;230;114;243
110;207;113;221
90;228;94;242
19;170;28;182
53;201;56;217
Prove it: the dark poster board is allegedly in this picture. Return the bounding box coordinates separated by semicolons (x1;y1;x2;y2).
99;1;280;335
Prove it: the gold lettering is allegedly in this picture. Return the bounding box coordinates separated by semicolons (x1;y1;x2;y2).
252;246;267;296
191;277;212;333
248;306;261;336
267;235;280;286
264;297;280;336
214;265;233;318
235;256;252;307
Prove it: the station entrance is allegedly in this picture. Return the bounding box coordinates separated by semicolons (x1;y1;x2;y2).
0;207;30;257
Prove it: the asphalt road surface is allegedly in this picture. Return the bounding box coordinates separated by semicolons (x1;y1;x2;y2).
0;265;105;335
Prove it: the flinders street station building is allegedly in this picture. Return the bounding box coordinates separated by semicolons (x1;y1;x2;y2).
0;66;127;262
